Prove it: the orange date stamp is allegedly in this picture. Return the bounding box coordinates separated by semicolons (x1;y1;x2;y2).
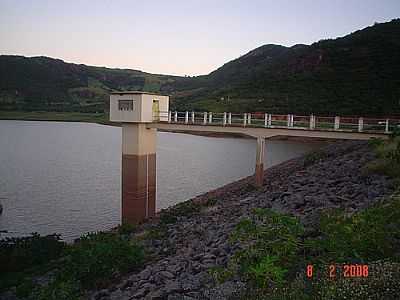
306;264;369;278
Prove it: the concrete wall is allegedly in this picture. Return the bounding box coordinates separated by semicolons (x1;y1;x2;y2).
141;94;169;122
110;93;169;123
109;94;142;122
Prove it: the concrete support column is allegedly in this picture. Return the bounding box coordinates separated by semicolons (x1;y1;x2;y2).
358;117;364;132
209;112;213;124
168;111;172;123
334;116;340;130
174;111;178;123
310;115;315;129
223;112;227;126
185;111;189;124
255;137;265;187
191;111;195;124
243;113;247;126
121;124;156;225
228;113;232;125
385;119;390;133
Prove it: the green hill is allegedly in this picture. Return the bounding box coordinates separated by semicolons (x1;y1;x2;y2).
0;56;179;112
1;19;400;116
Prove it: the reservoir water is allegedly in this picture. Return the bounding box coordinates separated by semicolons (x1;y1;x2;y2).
0;120;321;241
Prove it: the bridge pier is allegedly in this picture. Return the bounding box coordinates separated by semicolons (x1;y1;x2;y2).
121;124;157;224
255;137;265;187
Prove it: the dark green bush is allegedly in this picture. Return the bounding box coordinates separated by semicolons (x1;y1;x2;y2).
307;195;400;264
117;223;136;235
64;232;144;288
367;136;400;179
0;233;65;273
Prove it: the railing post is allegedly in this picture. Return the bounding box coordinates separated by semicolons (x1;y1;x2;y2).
228;113;232;125
291;115;294;127
268;114;272;127
334;116;340;130
191;111;195;123
287;114;291;127
310;115;315;129
209;112;213;124
385;119;390;133
174;111;178;123
264;113;268;127
243;113;247;126
185;111;189;124
223;112;227;126
168;111;172;123
203;112;207;125
358;117;364;132
247;113;251;125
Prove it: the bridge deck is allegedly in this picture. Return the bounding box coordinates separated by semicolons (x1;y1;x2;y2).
149;111;396;140
149;122;386;140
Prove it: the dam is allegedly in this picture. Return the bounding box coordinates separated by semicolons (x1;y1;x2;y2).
109;91;395;225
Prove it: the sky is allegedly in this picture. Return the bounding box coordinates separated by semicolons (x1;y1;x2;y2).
0;0;399;76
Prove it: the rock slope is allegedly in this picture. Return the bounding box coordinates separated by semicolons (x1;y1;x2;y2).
90;141;395;300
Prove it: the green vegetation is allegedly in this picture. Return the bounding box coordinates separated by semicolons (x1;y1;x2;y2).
0;233;65;274
63;232;144;289
1;19;400;116
0;231;145;299
219;134;400;299
0;234;65;292
365;130;400;178
230;209;303;289
219;195;400;299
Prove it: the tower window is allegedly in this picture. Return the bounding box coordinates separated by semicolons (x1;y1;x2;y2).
118;100;134;111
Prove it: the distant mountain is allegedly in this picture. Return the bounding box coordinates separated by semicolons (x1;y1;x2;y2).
1;19;400;116
0;56;179;112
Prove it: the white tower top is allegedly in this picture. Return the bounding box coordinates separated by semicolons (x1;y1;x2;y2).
109;91;169;123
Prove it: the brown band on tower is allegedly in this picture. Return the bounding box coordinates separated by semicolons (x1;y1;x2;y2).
122;153;156;224
255;163;264;187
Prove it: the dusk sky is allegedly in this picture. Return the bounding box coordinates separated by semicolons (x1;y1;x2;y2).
1;0;399;76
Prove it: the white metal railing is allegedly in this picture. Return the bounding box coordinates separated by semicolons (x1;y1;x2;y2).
153;111;399;134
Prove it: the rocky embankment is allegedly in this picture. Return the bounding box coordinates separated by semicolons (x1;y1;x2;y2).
90;141;394;300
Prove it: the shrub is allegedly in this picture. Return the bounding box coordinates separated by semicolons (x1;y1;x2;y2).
306;195;400;264
0;233;65;273
367;136;400;179
117;223;136;235
229;208;304;288
64;232;144;288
